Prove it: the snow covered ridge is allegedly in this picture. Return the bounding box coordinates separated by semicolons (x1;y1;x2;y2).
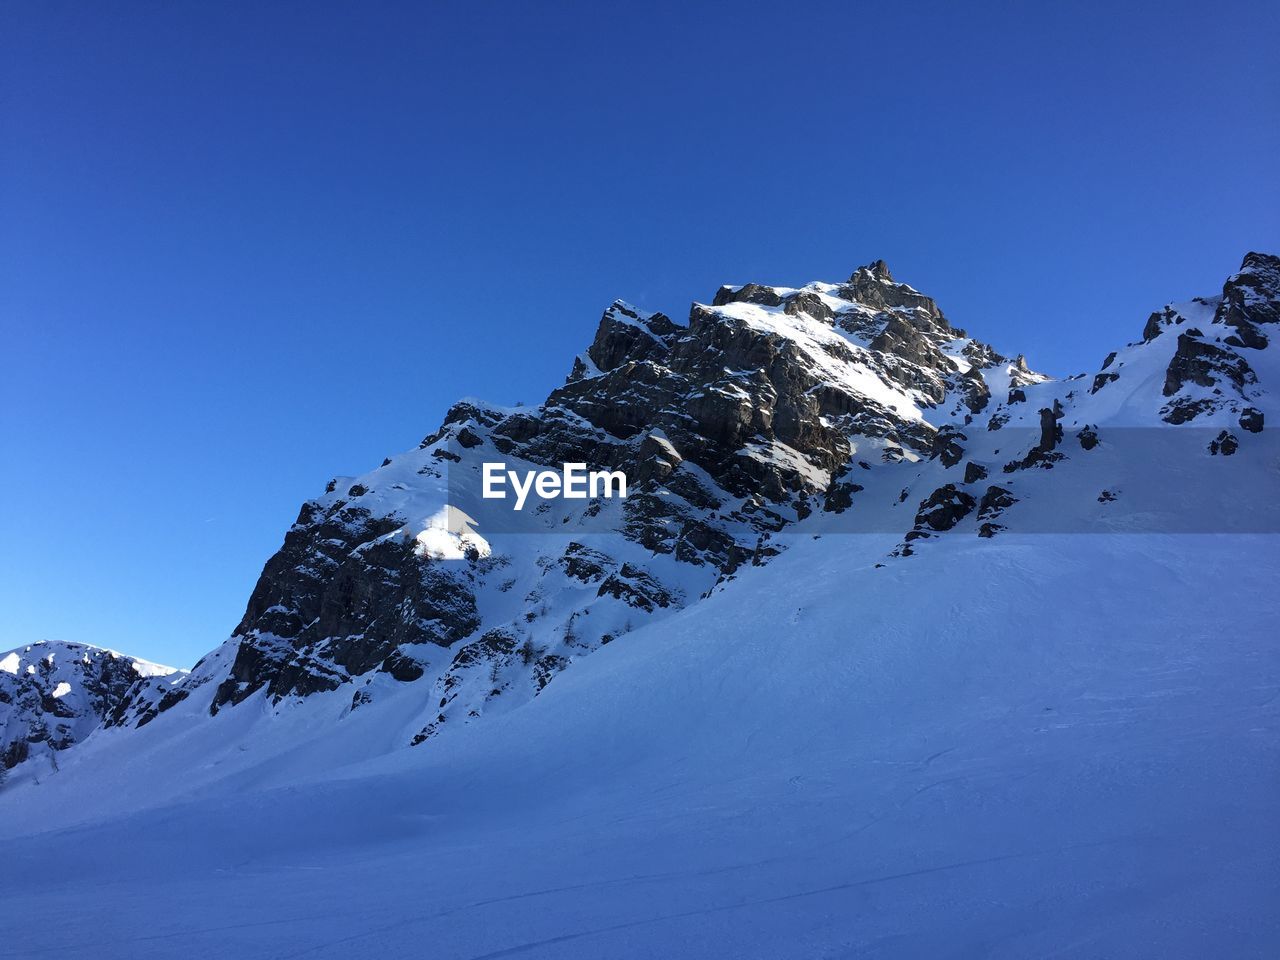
2;253;1277;778
0;641;184;773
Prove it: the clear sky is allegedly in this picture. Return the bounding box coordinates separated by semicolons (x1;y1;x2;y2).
2;0;1277;668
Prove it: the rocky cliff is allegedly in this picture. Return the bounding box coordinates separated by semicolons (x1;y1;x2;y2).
179;260;1047;744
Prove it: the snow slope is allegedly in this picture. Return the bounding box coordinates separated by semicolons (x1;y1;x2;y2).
1;533;1276;959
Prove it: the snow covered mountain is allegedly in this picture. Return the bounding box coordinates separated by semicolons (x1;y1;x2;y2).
1;254;1276;959
0;640;182;773
3;254;1276;784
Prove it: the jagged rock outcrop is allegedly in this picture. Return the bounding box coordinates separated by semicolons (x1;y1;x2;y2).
0;642;182;771
195;261;1033;734
978;485;1018;520
1217;252;1279;349
1157;254;1278;425
1209;431;1239;456
933;425;967;468
1239;407;1264;433
1163;333;1256;399
914;484;977;531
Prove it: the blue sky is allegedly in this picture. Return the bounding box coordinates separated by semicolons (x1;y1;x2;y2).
2;0;1277;667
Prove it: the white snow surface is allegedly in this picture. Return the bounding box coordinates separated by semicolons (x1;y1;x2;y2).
1;533;1276;959
412;506;492;560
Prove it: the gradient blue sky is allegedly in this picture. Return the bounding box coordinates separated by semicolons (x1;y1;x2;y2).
2;1;1277;667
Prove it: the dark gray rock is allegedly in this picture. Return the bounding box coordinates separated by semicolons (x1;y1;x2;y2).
823;477;864;512
783;291;834;323
1038;401;1065;453
978;485;1018;520
1004;402;1065;471
1161;398;1217;425
1163;333;1256;398
584;301;678;373
1209;431;1239;456
597;564;677;612
959;367;991;413
560;542;613;583
914;484;977;532
212;516;480;709
1091;372;1118;394
1144;308;1174;342
712;283;784;307
1217;252;1279;349
933;425;967;468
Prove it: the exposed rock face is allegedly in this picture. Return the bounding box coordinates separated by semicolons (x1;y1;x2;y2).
1209;431;1239;456
914;484;977;531
212;515;482;709
1091;372;1118;394
978;485;1018;520
784;292;834;323
1157;255;1277;425
1038;401;1065;452
1144;306;1179;342
1239;407;1264;433
1163;334;1256;398
1217;252;1279;349
193;262;1036;733
933;425;967;468
959;368;991;413
575;301;681;376
713;282;784;308
0;642;183;771
1003;401;1065;472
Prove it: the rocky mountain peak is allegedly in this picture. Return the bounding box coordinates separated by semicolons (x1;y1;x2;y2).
146;261;1053;737
852;259;894;283
572;300;679;381
1217;251;1280;347
1239;250;1280;276
1151;251;1278;423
